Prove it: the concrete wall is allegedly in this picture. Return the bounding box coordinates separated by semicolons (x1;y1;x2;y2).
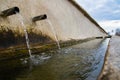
0;0;107;41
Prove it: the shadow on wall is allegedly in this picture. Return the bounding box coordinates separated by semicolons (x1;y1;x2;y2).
0;26;53;48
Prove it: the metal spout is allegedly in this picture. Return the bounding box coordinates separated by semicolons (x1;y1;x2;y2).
32;14;47;22
0;7;19;17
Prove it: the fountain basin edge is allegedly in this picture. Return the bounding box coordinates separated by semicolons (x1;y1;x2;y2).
0;37;96;61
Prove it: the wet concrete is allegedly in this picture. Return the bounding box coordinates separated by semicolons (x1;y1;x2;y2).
0;38;94;61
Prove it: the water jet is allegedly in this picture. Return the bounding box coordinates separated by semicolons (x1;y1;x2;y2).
32;14;47;22
0;7;19;17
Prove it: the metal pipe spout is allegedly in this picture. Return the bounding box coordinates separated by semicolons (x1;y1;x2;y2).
32;14;47;22
0;7;19;17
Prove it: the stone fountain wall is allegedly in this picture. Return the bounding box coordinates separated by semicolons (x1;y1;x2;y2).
0;0;107;47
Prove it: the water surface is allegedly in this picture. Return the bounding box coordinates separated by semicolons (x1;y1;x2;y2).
0;39;109;80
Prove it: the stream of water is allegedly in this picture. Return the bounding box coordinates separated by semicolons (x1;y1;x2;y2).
17;13;32;58
47;19;61;49
0;38;110;80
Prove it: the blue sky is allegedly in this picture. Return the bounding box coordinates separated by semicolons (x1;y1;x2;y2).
76;0;120;33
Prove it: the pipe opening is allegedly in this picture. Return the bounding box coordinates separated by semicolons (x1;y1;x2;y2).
0;6;20;17
32;14;47;22
13;7;19;13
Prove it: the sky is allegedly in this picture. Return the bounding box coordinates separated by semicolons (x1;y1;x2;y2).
76;0;120;33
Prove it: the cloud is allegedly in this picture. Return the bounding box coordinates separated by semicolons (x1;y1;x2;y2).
99;20;120;27
76;0;108;12
112;10;120;14
76;0;120;21
98;20;120;32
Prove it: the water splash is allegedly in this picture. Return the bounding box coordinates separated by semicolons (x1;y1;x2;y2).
47;19;61;49
17;13;32;58
20;53;51;69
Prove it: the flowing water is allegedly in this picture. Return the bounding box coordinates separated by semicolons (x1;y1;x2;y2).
17;13;32;57
47;19;61;49
0;38;109;80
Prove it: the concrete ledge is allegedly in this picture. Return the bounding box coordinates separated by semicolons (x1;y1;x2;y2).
95;36;111;39
98;36;120;80
0;37;95;61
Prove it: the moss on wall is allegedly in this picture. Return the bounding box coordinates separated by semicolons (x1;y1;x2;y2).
0;37;95;61
0;25;53;48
